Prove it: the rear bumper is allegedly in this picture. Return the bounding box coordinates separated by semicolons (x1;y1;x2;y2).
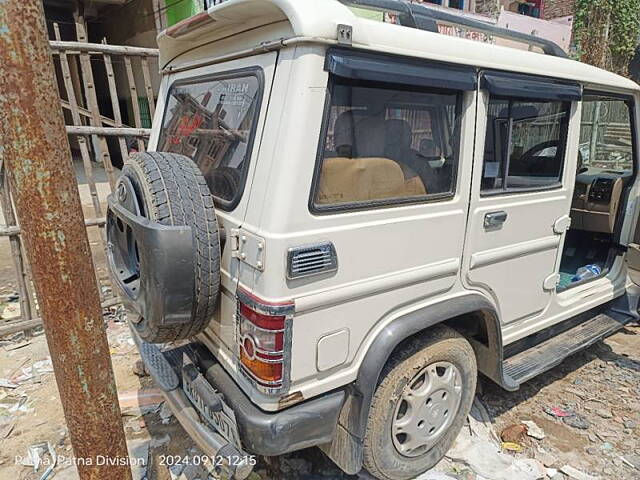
134;329;345;459
197;349;346;456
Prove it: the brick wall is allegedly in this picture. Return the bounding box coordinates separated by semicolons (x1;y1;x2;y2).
543;0;575;19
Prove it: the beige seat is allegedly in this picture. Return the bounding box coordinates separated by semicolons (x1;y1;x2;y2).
316;157;426;205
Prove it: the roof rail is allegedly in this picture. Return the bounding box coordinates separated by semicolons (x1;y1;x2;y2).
339;0;568;58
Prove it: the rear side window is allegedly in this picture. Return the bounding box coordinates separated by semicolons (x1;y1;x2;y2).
312;77;462;211
157;70;263;210
482;98;571;193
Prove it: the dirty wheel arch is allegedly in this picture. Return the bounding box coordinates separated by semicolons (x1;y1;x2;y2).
363;326;477;480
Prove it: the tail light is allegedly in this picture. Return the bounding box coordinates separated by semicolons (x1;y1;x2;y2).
236;289;294;392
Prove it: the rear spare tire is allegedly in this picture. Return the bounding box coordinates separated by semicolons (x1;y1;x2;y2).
117;152;220;343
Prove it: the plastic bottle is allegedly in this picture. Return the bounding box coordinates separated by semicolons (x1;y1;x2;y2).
571;264;602;283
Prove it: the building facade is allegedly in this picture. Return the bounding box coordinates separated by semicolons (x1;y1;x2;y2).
472;0;575;19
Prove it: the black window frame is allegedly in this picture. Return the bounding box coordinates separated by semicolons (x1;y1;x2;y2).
579;90;638;177
157;66;265;212
309;74;465;215
580;91;639;244
480;95;573;197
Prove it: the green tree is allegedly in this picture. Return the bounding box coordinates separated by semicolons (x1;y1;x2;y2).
573;0;640;77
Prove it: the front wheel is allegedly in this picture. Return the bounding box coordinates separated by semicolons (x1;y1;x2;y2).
363;326;477;480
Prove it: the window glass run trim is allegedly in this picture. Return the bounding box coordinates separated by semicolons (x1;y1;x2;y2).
482;71;582;102
325;47;477;92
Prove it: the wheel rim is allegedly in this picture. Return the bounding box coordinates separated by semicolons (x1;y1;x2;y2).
106;175;145;305
391;361;463;458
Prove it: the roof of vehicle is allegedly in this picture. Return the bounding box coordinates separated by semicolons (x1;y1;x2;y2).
157;0;639;93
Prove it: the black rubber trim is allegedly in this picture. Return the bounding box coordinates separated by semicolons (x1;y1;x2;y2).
481;71;582;101
138;338;346;457
325;47;478;91
140;341;180;391
107;194;195;326
196;348;346;457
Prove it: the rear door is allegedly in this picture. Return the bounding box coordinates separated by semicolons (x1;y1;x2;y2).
152;52;279;351
462;72;581;325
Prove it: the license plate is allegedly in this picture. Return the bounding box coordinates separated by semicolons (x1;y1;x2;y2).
182;365;242;450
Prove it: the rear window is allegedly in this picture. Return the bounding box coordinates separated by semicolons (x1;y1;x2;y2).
157;70;263;210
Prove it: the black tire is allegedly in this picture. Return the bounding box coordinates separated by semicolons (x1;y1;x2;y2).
363;326;477;480
210;167;241;203
122;152;220;343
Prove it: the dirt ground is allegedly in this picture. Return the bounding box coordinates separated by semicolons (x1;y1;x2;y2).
0;173;639;480
1;316;639;480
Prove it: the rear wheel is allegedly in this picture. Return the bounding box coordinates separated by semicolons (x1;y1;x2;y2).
119;152;220;343
363;326;477;480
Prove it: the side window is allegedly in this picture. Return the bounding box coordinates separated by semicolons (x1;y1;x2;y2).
481;98;571;193
579;95;634;172
157;72;263;210
313;77;462;210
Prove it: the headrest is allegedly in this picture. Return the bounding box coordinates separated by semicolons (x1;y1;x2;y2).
354;116;386;157
334;111;355;153
385;118;413;154
386;119;412;144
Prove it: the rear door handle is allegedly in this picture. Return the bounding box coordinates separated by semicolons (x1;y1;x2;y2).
484;211;508;228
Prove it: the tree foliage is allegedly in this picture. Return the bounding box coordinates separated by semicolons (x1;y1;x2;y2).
573;0;640;76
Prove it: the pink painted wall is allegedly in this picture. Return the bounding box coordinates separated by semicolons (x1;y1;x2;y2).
496;10;573;51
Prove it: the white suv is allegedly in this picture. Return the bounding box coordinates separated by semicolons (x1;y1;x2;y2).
106;1;640;479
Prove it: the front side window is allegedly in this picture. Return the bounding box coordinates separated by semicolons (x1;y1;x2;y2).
579;95;635;173
481;98;571;193
158;72;263;210
313;77;462;210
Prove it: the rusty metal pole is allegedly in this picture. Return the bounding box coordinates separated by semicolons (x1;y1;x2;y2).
0;2;133;479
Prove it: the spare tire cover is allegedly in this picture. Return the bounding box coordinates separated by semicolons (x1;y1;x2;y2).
112;151;220;343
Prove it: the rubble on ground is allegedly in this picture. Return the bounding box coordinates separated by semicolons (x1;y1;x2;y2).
1;311;638;479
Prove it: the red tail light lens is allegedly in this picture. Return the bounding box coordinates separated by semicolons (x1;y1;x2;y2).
237;290;293;390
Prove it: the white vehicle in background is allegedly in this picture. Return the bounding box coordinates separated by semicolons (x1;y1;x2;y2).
106;1;640;479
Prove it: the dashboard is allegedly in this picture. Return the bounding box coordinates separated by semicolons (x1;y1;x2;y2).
570;169;627;234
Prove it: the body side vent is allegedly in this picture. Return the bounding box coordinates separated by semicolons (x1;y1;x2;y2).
287;242;338;279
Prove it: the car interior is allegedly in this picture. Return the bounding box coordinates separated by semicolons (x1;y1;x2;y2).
316;78;459;206
557;94;636;291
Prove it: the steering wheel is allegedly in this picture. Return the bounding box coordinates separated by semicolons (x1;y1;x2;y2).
516;140;561;174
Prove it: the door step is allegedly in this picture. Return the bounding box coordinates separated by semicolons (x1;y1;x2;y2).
503;311;628;386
